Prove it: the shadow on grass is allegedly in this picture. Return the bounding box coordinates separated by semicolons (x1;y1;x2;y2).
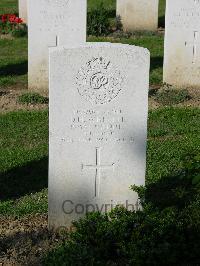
150;56;163;72
158;15;165;28
0;61;28;77
145;174;195;210
107;9;115;18
0;157;48;201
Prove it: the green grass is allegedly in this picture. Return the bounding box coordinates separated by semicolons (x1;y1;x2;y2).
155;88;191;105
88;35;164;85
0;37;27;88
0;1;165;88
147;108;200;183
0;189;48;216
0;107;199;216
88;0;115;11
1;0;166;18
18;92;49;104
0;0;166;30
0;0;17;14
0;111;48;205
159;0;166;27
88;0;166;24
1;0;166;24
0;35;163;88
1;0;197;221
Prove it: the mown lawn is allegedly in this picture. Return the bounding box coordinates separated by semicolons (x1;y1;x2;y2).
1;0;166;20
0;0;17;14
0;0;165;89
88;35;164;85
0;107;199;216
0;37;27;88
88;0;166;22
0;35;163;89
1;0;198;218
88;0;166;27
0;0;198;219
1;1;200;265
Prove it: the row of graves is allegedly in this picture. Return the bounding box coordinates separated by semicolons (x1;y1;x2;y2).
19;0;200;92
17;0;200;229
19;0;159;30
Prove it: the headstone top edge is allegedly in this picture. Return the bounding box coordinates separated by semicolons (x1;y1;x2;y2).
49;43;150;56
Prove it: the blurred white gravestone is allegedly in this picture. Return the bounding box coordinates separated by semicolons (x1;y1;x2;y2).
164;0;200;87
116;0;159;32
28;0;87;94
19;0;27;23
49;43;150;229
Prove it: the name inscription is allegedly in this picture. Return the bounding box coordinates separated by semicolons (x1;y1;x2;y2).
170;2;200;28
62;109;134;143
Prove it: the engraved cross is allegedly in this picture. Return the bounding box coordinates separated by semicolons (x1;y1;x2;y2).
48;35;59;48
185;31;200;64
82;147;115;198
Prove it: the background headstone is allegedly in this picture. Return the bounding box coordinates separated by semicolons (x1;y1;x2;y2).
116;0;159;32
164;0;200;88
18;0;27;23
49;43;150;229
28;0;87;94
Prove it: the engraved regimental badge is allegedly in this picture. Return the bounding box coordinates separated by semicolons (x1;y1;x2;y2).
76;57;123;105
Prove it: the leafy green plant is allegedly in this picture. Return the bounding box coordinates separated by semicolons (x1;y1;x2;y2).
87;3;111;36
115;15;122;31
155;87;191;105
11;23;27;37
44;152;200;265
0;20;12;34
18;93;49;105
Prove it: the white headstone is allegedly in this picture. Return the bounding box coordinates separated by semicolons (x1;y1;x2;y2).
49;43;150;229
164;0;200;87
18;0;27;23
28;0;87;94
116;0;159;32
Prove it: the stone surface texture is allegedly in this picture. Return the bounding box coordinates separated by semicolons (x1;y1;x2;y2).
164;0;200;87
49;43;150;229
19;0;27;23
117;0;159;32
28;0;86;93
